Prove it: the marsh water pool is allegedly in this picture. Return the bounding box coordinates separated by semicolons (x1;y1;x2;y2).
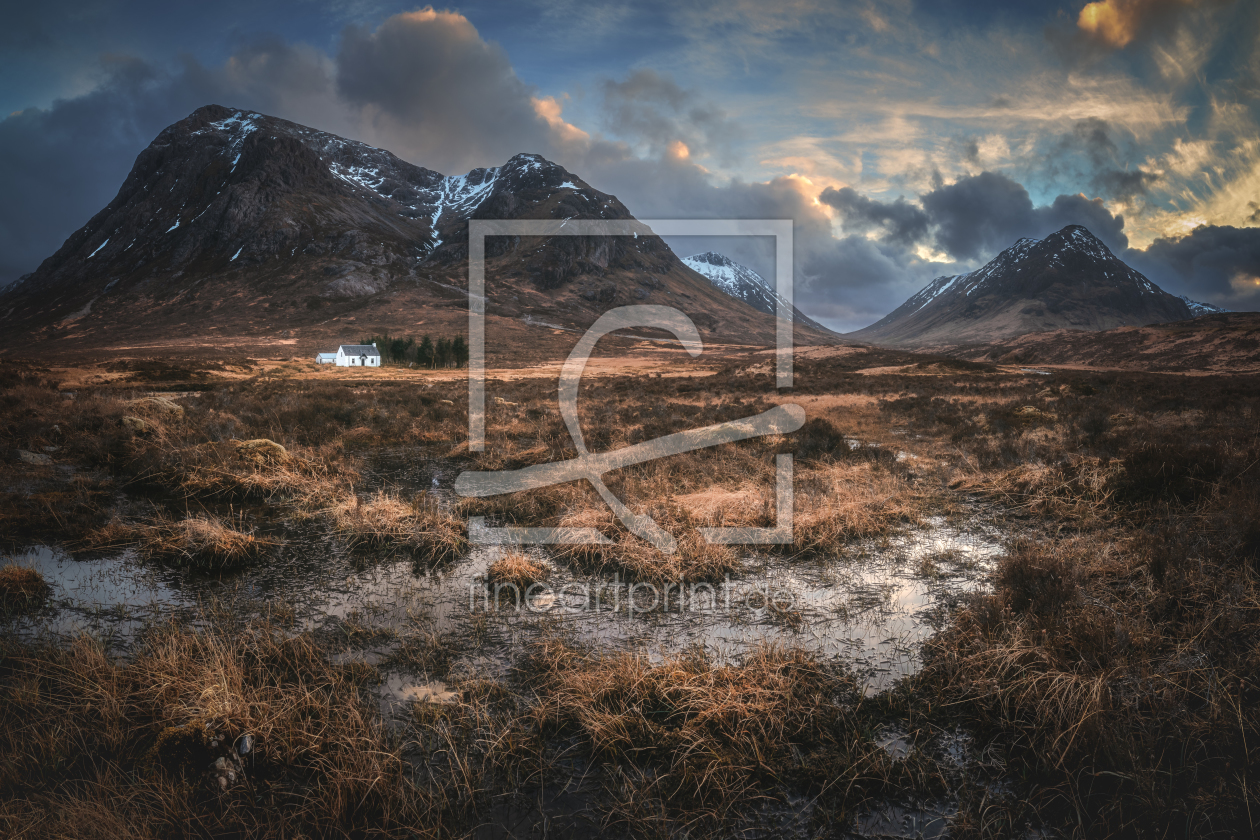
4;499;1018;839
6;500;1008;695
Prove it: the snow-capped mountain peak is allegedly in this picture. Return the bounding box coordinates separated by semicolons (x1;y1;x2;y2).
682;251;830;331
848;224;1197;347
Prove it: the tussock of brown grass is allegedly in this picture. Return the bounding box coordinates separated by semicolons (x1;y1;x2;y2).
84;512;273;571
0;565;50;612
329;490;466;560
920;523;1260;834
791;461;919;554
141;439;351;506
0;627;453;838
525;638;915;818
486;552;548;589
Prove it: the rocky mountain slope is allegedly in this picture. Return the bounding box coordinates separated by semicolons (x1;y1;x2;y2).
681;252;831;332
848;225;1195;348
0;105;825;357
1177;295;1229;316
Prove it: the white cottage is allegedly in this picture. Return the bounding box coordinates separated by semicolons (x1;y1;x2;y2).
315;353;337;365
335;344;381;367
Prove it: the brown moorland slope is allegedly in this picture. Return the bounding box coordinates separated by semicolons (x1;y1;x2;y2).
945;311;1260;373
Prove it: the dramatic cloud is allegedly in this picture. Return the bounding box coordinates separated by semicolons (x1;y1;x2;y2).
1077;0;1205;49
1128;224;1260;307
829;171;1131;261
1092;167;1160;201
335;9;558;173
818;187;929;246
1;2;1256;328
598;69;742;164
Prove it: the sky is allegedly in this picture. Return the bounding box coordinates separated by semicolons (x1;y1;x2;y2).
1;0;1258;330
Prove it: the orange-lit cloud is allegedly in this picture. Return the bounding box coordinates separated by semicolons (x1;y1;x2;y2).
532;96;591;147
1077;0;1198;49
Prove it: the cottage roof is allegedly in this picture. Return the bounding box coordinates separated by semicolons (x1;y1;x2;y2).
338;344;380;356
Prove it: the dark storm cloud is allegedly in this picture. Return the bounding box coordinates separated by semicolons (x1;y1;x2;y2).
335;9;556;170
1072;116;1118;167
818;187;930;246
1092;167;1160;201
919;171;1129;259
0;56;215;289
598;69;742;163
1126;225;1260;307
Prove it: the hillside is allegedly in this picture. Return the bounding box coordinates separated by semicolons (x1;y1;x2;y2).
681;251;832;332
847;225;1194;348
0;105;829;359
950;311;1260;373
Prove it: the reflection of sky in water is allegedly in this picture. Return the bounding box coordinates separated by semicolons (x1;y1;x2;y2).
5;507;1006;696
3;545;190;645
4;510;1010;837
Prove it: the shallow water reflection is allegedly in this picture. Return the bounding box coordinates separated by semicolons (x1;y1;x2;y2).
5;504;1006;699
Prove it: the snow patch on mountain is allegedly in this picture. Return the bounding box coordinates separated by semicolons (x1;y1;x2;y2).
682;251;830;331
1178;295;1229;316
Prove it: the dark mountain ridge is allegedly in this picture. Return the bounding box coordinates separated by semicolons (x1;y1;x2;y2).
1;105;823;356
848;225;1195;348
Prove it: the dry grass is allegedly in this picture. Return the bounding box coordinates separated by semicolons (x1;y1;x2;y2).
486;552;548;589
0;626;466;839
919;521;1260;834
0;565;50;612
791;461;920;555
328;489;466;561
524;637;931;827
84;512;274;571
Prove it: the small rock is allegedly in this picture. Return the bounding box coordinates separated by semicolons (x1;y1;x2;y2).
129;396;184;417
235;438;289;464
237;733;254;755
122;415;150;434
17;450;52;466
42;445;60;453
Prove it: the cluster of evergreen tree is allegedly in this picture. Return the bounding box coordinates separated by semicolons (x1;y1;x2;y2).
361;334;469;368
362;332;471;365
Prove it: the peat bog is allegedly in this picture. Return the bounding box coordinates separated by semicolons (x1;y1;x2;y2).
1;350;1258;838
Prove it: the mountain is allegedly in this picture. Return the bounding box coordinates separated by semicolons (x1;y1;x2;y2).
681;252;830;331
1177;295;1229;316
847;225;1194;348
0;104;826;357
